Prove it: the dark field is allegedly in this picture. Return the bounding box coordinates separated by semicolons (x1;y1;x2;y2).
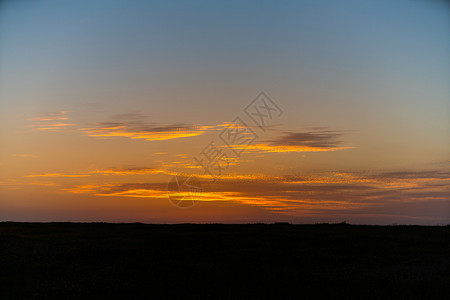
1;222;449;299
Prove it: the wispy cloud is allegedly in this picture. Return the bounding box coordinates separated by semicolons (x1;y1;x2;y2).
63;183;168;198
270;129;349;148
26;166;176;178
25;173;91;178
29;110;69;121
91;167;159;175
230;143;352;153
0;179;58;189
62;170;450;219
63;184;103;194
227;129;353;153
29;111;74;131
34;123;75;131
82;113;213;141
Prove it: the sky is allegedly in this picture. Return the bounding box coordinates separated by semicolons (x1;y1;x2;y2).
0;0;449;224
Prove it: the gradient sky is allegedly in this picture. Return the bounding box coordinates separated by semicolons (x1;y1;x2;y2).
1;0;449;224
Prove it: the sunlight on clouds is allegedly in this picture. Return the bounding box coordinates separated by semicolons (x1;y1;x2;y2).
82;124;213;141
25;173;91;178
59;170;450;216
35;123;75;131
63;185;104;194
0;180;59;189
229;144;353;153
29;111;74;131
96;189;167;198
91;167;159;175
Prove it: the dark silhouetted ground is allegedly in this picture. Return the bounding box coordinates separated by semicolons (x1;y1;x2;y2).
0;222;449;299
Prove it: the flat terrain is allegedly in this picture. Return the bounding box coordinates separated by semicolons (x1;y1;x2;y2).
0;222;449;299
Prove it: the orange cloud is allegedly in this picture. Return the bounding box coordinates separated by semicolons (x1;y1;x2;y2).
63;185;102;194
63;183;168;198
82;119;213;141
233;129;353;153
35;123;75;131
25;173;91;178
25;167;175;179
39;166;450;220
91;167;159;175
229;143;353;153
0;180;59;189
30;111;74;131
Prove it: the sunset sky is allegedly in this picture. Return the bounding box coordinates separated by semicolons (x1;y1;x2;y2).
1;0;449;224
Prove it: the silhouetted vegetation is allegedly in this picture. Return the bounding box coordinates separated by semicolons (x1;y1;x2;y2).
0;222;449;299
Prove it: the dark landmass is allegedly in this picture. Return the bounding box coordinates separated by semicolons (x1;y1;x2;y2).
1;222;449;299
